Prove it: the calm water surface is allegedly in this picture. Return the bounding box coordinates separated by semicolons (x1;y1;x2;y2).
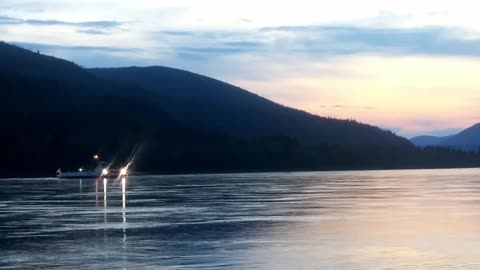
2;169;480;269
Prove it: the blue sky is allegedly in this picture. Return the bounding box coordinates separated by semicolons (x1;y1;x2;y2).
2;0;480;137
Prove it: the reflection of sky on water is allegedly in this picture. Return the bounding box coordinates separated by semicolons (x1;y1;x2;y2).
2;169;480;269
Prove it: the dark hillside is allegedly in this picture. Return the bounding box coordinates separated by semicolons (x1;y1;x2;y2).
437;123;480;151
1;42;479;176
90;66;412;147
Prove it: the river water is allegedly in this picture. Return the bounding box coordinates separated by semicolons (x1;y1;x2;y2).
2;169;480;269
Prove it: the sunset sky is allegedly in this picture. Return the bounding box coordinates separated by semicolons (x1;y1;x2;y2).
2;0;480;137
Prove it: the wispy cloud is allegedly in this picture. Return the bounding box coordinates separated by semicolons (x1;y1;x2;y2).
13;41;141;53
158;30;196;36
0;15;122;29
320;105;375;110
156;30;247;39
77;29;111;35
178;46;255;55
177;40;263;55
223;41;262;47
0;16;17;24
151;25;480;61
259;25;480;57
8;41;145;67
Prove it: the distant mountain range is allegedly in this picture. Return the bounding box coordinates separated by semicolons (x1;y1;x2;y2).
410;135;453;147
1;41;480;176
410;123;480;150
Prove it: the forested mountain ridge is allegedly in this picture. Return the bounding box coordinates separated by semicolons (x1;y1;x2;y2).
410;135;451;147
90;66;411;147
437;123;480;150
410;123;480;151
1;41;480;176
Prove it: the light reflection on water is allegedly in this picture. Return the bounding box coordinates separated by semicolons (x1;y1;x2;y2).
1;169;480;269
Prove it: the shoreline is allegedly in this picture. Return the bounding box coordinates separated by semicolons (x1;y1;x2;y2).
1;165;479;179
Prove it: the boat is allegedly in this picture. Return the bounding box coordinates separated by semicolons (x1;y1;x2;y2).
56;155;128;179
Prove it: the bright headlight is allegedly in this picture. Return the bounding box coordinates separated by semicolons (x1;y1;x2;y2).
120;167;128;176
102;168;108;176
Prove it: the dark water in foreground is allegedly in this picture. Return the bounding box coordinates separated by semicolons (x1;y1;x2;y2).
2;169;480;269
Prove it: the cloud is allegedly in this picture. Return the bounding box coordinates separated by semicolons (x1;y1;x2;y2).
259;25;480;57
13;41;141;53
223;41;262;48
77;29;111;35
156;30;247;39
150;25;480;66
319;105;375;110
7;41;145;67
172;40;263;56
178;46;253;55
0;15;122;29
0;16;18;24
158;30;196;36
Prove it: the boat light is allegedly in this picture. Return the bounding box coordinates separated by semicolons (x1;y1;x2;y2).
79;168;83;172
102;168;108;176
93;155;99;160
120;167;128;176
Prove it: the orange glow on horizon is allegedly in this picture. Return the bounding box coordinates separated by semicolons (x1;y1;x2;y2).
234;55;480;136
